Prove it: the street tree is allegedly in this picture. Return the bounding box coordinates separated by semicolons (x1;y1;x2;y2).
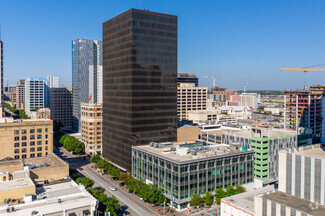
190;193;203;207
203;191;213;206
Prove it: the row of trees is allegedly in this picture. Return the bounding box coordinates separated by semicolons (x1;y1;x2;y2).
120;173;166;203
76;176;121;216
59;135;84;153
91;156;121;178
90;155;166;204
190;185;246;207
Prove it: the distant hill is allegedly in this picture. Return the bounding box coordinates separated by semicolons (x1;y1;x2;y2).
237;90;283;95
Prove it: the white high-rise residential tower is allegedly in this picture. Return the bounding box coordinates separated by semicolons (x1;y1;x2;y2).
46;76;59;88
72;38;102;132
25;77;47;116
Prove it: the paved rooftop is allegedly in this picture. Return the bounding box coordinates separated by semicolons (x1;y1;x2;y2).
222;185;274;213
262;191;325;216
295;145;325;160
0;178;34;192
0;181;97;216
135;143;252;162
0;154;67;170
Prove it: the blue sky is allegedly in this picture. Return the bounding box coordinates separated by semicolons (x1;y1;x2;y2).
1;0;325;90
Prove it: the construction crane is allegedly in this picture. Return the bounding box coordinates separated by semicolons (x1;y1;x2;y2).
201;76;221;88
280;67;325;90
280;67;325;73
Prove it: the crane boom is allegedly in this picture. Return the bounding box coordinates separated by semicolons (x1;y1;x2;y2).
280;67;325;72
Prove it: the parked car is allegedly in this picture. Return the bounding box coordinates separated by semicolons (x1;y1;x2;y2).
109;186;117;191
77;167;83;171
128;190;133;193
111;177;116;181
119;182;125;186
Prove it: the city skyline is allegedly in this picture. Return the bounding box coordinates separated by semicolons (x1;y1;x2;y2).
1;0;325;90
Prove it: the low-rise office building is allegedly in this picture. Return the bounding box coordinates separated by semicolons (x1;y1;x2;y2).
199;126;298;185
132;141;254;210
218;106;252;119
0;154;69;183
0;118;53;160
81;103;103;156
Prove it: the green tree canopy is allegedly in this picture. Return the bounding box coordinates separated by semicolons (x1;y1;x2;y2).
190;193;203;207
215;188;226;204
90;155;101;164
76;177;94;188
203;191;213;206
235;184;246;194
225;185;237;197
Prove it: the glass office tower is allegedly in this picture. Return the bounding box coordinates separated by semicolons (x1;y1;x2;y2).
72;39;102;131
102;9;178;171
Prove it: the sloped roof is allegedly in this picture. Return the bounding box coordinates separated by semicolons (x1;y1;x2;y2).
219;106;251;112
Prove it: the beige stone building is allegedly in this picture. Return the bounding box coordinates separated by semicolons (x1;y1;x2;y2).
177;83;207;120
15;79;25;110
81;103;102;156
0;118;53;160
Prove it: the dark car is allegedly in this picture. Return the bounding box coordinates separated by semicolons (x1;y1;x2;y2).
128;190;133;193
119;182;125;186
111;177;116;181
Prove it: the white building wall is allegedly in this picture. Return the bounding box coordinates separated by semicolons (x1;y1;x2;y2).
221;201;253;216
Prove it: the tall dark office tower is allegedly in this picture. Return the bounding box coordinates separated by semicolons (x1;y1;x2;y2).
103;9;177;171
0;41;3;118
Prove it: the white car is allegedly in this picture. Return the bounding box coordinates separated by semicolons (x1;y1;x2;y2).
109;186;117;191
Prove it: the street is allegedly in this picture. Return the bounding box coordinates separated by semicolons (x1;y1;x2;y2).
56;145;158;216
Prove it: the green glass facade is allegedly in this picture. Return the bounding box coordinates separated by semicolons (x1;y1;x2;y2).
131;146;254;209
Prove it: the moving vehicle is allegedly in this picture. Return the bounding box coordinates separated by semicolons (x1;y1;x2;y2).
109;186;117;191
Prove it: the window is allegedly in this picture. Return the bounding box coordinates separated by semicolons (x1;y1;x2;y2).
37;153;42;157
30;154;35;158
22;142;27;147
22;136;27;140
22;130;27;134
45;141;48;144
37;129;42;133
14;155;19;159
14;137;19;141
30;148;35;152
30;141;35;146
45;135;48;138
37;135;42;139
14;149;19;153
30;129;35;133
37;141;42;145
37;147;42;151
14;143;19;147
22;155;27;159
30;135;35;140
22;148;27;153
45;128;48;132
14;130;19;135
45;146;48;150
